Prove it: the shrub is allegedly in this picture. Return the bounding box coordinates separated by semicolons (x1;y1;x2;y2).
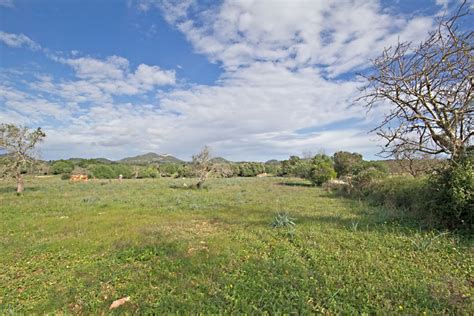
333;151;363;177
176;165;194;178
279;156;311;178
307;154;336;186
112;164;133;179
342;159;473;230
89;164;116;179
51;160;74;174
141;166;159;178
358;175;427;211
239;162;265;177
427;160;473;230
351;167;387;193
159;163;181;177
264;163;281;176
213;163;235;178
60;173;71;180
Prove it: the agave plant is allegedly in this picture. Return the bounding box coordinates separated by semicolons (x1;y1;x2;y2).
271;213;296;228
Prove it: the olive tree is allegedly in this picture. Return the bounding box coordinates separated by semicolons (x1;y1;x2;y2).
0;123;46;193
360;3;473;162
192;145;213;189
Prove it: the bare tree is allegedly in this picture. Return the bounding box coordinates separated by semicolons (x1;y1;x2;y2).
0;124;46;193
393;143;441;177
192;145;213;189
360;2;473;162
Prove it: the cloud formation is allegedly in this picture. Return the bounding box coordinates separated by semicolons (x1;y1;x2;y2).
0;31;41;50
0;1;445;161
0;0;14;8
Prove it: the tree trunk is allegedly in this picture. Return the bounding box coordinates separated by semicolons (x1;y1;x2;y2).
16;174;24;194
196;179;204;189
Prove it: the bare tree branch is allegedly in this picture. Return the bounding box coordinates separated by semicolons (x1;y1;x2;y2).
359;2;473;162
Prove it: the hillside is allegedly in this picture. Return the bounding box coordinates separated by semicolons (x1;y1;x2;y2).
119;152;183;165
66;157;114;164
210;157;230;164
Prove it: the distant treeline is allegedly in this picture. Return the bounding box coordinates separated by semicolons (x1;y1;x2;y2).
45;159;276;179
2;152;443;181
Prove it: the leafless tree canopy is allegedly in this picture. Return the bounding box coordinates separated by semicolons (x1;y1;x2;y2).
360;2;473;161
0;123;46;193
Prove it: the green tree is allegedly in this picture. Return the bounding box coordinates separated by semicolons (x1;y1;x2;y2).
279;156;311;178
308;154;336;186
333;151;363;177
142;165;159;178
159;163;181;177
89;164;115;179
0;124;46;193
51;160;74;175
112;164;132;178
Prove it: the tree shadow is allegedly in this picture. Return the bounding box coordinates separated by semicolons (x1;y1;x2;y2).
169;183;209;191
276;181;313;188
0;186;41;194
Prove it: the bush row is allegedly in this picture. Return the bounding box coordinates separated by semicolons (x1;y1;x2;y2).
335;159;473;230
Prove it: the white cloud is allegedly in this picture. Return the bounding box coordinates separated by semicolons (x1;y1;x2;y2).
0;0;14;8
61;55;129;81
0;1;442;161
0;31;41;50
132;64;176;87
29;55;176;105
0;84;76;122
163;0;433;76
436;0;450;9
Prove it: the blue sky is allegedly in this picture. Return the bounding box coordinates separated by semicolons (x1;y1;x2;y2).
0;0;467;161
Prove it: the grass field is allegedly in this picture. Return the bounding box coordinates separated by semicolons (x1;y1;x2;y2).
0;176;472;313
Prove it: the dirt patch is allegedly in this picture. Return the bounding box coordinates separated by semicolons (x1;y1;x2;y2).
161;219;225;237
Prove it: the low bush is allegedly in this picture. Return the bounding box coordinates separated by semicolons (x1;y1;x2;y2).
356;176;428;212
159;163;181;177
141;166;159;178
238;162;265;177
89;164;116;179
342;159;473;230
51;160;74;174
176;165;194;178
307;154;336;186
426;160;473;230
351;167;388;193
112;164;133;179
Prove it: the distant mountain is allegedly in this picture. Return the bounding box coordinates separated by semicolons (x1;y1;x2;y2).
119;152;183;165
265;159;281;165
210;157;230;163
66;157;113;164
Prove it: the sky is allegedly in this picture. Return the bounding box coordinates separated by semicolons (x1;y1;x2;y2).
0;0;469;161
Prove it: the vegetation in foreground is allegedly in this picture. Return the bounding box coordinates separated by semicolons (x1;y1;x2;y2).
0;176;472;313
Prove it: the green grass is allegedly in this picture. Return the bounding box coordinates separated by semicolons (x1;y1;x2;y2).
0;176;472;313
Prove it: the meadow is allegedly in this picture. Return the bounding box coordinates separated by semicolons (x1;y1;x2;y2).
0;176;472;313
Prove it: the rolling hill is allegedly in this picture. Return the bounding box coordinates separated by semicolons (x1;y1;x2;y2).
119;152;184;165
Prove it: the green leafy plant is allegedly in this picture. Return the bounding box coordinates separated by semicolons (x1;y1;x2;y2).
427;160;474;230
271;213;296;228
410;232;449;251
348;221;359;232
308;154;337;186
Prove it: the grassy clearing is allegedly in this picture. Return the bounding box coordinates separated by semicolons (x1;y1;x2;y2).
0;176;472;313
